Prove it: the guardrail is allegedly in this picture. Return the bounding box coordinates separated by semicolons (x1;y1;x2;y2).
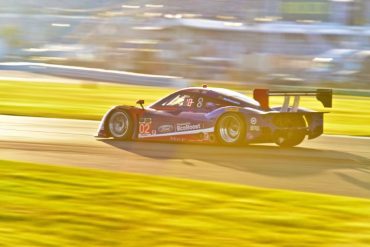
0;62;188;87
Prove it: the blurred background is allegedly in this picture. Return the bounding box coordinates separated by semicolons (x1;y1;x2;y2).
0;0;369;88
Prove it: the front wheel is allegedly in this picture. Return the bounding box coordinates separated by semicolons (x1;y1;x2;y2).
107;110;133;140
216;113;246;145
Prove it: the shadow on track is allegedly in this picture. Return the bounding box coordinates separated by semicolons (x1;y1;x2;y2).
335;172;370;191
100;139;370;178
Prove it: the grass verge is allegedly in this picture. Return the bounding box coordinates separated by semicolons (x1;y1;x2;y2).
0;159;370;246
0;80;369;136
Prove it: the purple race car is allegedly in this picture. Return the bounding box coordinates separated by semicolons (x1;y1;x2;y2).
96;85;332;147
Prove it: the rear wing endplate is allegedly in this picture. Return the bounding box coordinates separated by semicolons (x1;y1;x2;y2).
253;89;332;112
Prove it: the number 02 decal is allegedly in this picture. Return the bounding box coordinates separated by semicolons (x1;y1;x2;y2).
139;122;151;134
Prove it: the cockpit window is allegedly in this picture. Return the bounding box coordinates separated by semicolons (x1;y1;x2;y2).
149;88;261;110
160;94;196;108
162;94;188;106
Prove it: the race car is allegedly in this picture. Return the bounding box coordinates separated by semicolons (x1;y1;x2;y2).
96;85;332;147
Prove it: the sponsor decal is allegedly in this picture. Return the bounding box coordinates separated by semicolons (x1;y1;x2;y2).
250;125;260;131
158;124;174;133
250;117;260;131
250;117;257;125
139;118;152;123
176;122;201;132
139;118;152;135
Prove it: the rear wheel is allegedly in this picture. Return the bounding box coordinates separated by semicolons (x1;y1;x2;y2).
274;116;306;147
216;113;246;145
107;110;133;140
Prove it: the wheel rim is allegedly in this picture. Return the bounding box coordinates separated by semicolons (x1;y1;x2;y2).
219;115;242;143
109;112;129;138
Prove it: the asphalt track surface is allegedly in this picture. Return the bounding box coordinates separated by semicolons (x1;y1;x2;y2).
1;115;369;198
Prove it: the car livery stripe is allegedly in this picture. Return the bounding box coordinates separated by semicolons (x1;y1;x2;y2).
138;127;214;139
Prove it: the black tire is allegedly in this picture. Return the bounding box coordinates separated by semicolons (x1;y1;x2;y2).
274;116;306;147
106;110;133;140
215;113;246;145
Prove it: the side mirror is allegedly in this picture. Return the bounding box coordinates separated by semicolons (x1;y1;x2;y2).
136;99;145;110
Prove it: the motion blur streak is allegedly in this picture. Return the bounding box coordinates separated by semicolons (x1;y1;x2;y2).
0;0;369;85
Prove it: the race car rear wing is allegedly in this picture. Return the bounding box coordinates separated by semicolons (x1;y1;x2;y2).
253;89;332;112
